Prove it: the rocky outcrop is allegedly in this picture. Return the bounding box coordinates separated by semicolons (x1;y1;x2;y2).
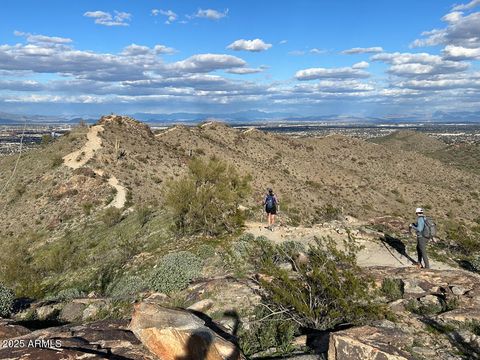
328;326;414;360
0;320;154;359
130;301;245;360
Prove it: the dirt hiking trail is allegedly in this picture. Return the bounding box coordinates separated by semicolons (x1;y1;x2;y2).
63;125;127;209
244;220;454;270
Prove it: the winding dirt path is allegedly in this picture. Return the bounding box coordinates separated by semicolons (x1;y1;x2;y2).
63;125;104;169
63;125;127;209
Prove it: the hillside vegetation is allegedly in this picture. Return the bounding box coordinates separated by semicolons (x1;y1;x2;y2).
1;115;480;358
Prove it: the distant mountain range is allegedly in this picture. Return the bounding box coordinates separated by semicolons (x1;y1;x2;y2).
0;110;479;126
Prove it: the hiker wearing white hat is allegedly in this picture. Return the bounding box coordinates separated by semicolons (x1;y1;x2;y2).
409;207;430;269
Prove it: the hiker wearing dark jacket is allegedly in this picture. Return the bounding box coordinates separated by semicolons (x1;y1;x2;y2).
409;207;430;269
264;188;279;231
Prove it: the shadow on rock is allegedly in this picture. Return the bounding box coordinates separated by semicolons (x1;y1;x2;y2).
380;234;417;265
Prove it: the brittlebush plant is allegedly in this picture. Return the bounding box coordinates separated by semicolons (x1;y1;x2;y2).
165;157;251;236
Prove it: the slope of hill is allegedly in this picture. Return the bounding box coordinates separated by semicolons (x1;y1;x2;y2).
1;116;479;240
1;115;480;359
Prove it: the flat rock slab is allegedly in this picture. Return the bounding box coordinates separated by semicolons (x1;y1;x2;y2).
0;320;154;360
328;325;414;360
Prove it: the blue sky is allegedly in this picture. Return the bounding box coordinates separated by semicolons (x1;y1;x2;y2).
1;0;479;117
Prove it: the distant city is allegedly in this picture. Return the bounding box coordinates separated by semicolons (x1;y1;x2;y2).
1;117;479;156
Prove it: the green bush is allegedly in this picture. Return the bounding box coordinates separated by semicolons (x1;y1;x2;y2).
147;251;203;294
165;157;251;236
54;288;85;301
238;305;298;356
195;244;216;260
313;204;342;223
446;223;480;254
101;207;123;226
258;236;386;330
136;206;153;227
380;278;404;301
0;284;15;317
107;275;147;297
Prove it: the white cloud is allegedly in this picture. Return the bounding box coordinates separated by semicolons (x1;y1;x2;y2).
279;40;288;45
295;65;370;80
122;44;151;56
411;11;480;48
342;46;383;54
452;0;480;11
152;9;178;24
372;52;468;77
84;10;131;27
169;54;247;73
14;31;72;44
227;39;272;52
352;61;369;69
310;48;326;55
442;44;480;59
225;67;265;74
154;45;176;55
194;8;228;20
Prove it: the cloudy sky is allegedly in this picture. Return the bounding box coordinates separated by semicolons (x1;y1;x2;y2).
1;0;480;117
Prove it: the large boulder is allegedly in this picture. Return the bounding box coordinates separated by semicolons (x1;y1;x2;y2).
328;326;414;360
130;301;245;360
0;320;154;359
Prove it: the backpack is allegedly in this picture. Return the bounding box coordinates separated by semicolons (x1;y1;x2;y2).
265;194;276;210
422;217;437;239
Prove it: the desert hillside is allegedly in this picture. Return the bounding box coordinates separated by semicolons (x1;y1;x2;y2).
0;115;479;359
1;115;479;239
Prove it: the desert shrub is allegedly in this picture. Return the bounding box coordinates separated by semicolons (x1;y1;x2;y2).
405;299;440;315
165;157;251;236
55;288;85;301
380;278;404;301
238;305;298;356
147;251;203;294
0;284;15;317
101;207;123;226
313;204;342;223
136;206;153;227
107;275;147;298
51;155;63;168
82;202;94;215
446;222;480;254
195;244;216;260
41;134;53;145
258;236;386;330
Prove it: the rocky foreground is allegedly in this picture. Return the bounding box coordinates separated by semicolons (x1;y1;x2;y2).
1;266;479;360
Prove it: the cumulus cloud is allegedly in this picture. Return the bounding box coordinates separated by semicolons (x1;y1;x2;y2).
227;39;272;52
452;0;480;11
442;44;480;59
293;80;375;94
14;31;72;44
372;52;468;77
169;54;247;73
411;11;480;48
152;9;178;24
225;67;265;74
84;10;131;26
352;61;369;69
342;46;383;54
295;65;370;80
194;8;228;20
154;45;176;55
